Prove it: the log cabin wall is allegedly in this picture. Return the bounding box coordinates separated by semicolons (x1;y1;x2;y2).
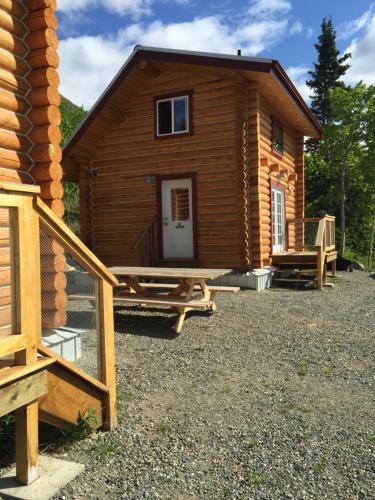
82;71;245;269
0;0;65;330
258;95;300;267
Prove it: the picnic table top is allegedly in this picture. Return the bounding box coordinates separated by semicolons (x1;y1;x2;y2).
108;266;232;281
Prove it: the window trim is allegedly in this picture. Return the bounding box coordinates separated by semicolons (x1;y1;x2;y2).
271;117;284;157
154;90;193;139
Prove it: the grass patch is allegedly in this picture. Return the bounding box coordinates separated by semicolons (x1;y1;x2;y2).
117;388;133;403
287;403;313;414
368;435;375;443
222;385;233;395
246;471;269;486
193;346;205;352
323;366;334;377
91;440;118;459
154;422;172;435
60;408;98;442
246;439;257;449
313;462;326;474
297;361;309;377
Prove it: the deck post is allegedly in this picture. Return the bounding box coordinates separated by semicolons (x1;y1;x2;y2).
98;279;117;431
14;193;42;484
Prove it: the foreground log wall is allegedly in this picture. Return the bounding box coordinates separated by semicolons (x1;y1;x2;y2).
0;0;65;330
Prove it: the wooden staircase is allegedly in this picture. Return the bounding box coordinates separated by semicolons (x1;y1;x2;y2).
272;251;320;288
0;185;118;485
272;216;337;290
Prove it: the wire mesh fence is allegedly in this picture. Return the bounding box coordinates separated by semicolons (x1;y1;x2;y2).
40;228;100;380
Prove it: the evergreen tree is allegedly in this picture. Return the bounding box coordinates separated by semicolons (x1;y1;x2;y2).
307;17;351;125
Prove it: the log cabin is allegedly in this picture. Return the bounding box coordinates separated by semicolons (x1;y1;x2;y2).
62;46;336;290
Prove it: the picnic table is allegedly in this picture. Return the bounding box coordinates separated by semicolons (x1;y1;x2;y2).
108;266;234;333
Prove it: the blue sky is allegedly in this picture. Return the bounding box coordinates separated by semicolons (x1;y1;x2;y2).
56;0;375;108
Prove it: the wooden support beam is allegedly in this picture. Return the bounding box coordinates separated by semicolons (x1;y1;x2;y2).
0;370;48;418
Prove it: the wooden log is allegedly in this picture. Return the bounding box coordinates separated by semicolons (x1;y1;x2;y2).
41;271;67;291
0;9;28;38
26;67;59;88
0;247;10;266
40;236;63;255
0;128;32;152
0;67;30;93
31;161;63;181
28;0;57;11
0;266;10;285
28;86;60;107
0;285;11;306
41;290;68;309
0;88;29;113
30;143;62;163
0;47;30;77
0;27;29;57
30;124;61;144
0;0;27;17
25;8;58;31
0;303;11;327
41;253;66;273
28;104;61;126
41;308;67;329
0;108;31;133
28;47;59;70
44;198;64;218
26;28;58;51
0;207;9;226
0;166;30;183
39;180;63;200
0;147;32;170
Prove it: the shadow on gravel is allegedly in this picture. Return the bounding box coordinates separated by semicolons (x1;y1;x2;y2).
113;306;209;339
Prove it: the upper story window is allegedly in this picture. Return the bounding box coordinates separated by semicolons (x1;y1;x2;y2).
272;118;284;155
155;93;191;137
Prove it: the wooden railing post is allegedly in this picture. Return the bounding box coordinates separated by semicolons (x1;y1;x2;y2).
15;192;42;485
98;279;117;431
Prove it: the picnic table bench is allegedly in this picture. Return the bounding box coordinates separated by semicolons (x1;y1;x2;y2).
68;267;238;333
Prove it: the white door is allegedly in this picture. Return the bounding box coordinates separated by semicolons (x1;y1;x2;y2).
272;186;285;253
161;178;194;259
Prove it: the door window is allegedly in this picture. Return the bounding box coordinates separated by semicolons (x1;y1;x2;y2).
171;188;190;221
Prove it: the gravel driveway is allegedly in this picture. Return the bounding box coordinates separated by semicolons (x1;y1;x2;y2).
53;271;374;499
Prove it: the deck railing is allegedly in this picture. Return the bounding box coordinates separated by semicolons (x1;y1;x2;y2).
286;214;336;289
0;183;118;485
133;217;156;267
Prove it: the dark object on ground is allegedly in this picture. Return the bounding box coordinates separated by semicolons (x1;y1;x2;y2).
369;273;375;280
336;254;353;271
350;260;365;271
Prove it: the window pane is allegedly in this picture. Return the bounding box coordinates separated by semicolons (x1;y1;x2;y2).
158;100;172;135
272;121;283;154
171;188;189;221
174;97;187;132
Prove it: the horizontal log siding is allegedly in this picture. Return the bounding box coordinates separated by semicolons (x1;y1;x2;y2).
258;96;298;267
87;72;243;268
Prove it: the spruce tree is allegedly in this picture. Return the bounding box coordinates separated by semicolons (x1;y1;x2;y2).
307;17;351;125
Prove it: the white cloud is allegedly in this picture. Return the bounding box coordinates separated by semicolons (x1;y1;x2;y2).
344;13;375;86
338;4;374;39
286;65;310;102
58;0;152;18
59;12;293;108
248;0;291;17
290;21;303;35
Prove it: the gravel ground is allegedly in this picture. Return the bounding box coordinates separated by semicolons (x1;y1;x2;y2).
21;272;375;498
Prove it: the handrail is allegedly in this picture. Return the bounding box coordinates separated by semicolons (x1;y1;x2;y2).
133;217;156;267
34;196;118;287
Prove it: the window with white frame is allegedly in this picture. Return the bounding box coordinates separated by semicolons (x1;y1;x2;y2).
156;95;189;136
